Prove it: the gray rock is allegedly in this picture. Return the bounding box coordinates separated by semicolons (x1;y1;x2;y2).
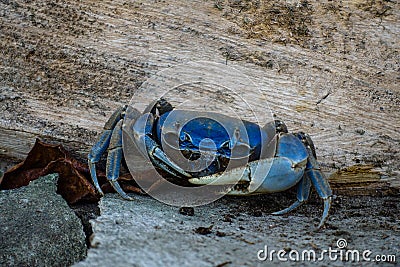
0;174;87;266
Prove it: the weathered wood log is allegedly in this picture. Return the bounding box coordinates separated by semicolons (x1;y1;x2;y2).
0;0;399;194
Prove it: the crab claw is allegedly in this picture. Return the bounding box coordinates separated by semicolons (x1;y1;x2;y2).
151;146;192;178
189;150;332;228
189;157;305;195
132;112;191;178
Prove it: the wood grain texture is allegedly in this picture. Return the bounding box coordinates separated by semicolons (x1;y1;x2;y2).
0;0;399;192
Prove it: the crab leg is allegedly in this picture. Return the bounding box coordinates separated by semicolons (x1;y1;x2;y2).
303;150;332;228
271;174;311;216
88;106;127;195
272;146;331;228
274;143;333;228
106;119;134;200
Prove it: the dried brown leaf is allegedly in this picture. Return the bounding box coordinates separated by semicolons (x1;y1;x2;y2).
0;139;99;204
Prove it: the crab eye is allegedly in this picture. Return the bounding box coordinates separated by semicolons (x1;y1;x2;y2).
180;131;193;144
220;140;230;149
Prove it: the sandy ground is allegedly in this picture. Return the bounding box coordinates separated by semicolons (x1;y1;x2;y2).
75;193;399;266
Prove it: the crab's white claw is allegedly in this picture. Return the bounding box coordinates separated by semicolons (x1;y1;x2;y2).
189;163;251;185
189;158;273;194
189;157;305;195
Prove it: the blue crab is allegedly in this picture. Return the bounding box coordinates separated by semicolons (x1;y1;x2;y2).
88;98;332;228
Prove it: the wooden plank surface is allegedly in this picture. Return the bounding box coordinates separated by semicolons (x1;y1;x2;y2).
0;0;399;193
